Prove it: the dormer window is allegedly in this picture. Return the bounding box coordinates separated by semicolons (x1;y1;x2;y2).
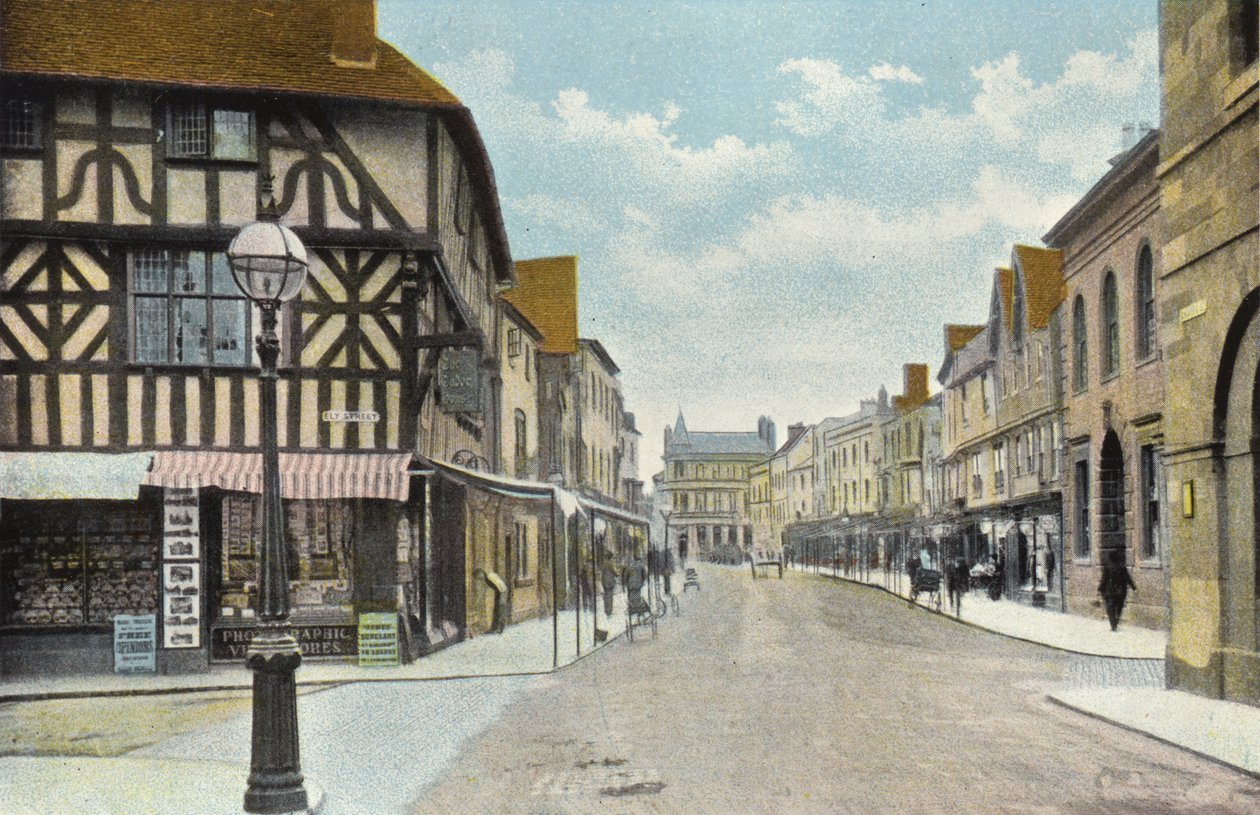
167;102;255;161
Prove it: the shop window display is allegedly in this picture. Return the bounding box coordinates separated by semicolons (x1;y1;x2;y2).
0;501;159;628
218;494;353;619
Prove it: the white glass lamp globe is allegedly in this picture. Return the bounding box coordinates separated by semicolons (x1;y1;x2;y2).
227;221;309;305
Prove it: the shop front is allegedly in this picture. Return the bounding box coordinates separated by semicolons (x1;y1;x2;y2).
1;452;160;675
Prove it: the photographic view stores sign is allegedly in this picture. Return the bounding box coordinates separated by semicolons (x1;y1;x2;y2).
211;623;358;661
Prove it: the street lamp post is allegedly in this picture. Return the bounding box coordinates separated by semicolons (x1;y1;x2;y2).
228;191;310;814
659;508;672;594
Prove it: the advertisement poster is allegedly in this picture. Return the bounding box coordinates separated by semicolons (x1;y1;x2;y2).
161;487;200;561
162;562;200;649
112;613;156;674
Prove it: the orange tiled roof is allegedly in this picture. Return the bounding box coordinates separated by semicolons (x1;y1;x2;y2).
996;268;1014;331
1013;245;1065;329
504;257;579;356
946;324;985;351
0;0;461;107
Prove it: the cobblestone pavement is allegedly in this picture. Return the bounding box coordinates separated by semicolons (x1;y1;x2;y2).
1062;654;1165;690
408;565;1260;814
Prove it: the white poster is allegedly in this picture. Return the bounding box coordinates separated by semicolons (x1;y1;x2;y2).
163;562;201;648
162;487;200;561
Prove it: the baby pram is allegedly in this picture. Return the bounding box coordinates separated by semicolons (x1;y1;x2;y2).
909;568;942;611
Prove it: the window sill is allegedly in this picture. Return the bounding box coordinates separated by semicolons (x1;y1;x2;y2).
1099;371;1120;386
0;145;44;158
1134;354;1159;371
164;155;259;169
1137;557;1163;569
129;361;259;374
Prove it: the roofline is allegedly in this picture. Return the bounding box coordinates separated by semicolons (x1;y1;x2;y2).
499;297;544;342
1043;128;1159;246
578;337;620;375
1;70;516;286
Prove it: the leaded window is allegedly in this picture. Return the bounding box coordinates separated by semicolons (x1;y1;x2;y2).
168;102;256;160
131;249;249;366
1;96;42;150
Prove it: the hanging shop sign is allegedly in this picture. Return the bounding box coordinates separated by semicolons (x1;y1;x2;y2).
162;562;201;649
438;347;481;414
322;410;380;423
113;613;156;673
211;623;358;661
357;612;400;667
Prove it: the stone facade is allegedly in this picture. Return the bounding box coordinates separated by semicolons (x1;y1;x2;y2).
1158;0;1259;705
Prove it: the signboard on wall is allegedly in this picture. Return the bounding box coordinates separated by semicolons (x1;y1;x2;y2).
211;624;358;661
438;348;481;413
357;612;400;666
113;614;156;673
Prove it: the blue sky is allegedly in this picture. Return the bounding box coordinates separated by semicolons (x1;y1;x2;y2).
379;1;1160;480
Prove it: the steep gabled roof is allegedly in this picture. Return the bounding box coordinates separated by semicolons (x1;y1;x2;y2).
1012;245;1065;330
1;0;460;106
504;257;579;356
0;0;519;281
946;324;985;351
995;268;1015;332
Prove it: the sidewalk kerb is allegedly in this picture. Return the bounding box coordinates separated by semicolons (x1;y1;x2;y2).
1045;693;1260;783
791;567;1162;660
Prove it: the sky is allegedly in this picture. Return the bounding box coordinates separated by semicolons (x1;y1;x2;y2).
379;0;1160;482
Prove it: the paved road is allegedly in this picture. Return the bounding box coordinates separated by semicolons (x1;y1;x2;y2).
407;565;1260;814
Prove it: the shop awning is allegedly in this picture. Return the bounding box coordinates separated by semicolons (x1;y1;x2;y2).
142;451;414;501
0;451;155;500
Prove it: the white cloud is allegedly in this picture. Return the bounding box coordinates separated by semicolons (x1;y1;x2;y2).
774;58;885;137
869;62;924;84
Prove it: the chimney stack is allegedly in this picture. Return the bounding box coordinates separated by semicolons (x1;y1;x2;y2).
332;0;378;68
903;363;929;407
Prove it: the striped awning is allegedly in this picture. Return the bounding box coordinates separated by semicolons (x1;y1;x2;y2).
142;451;414;501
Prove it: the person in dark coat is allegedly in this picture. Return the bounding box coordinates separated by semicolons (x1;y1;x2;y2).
599;556;617;616
945;556;969;616
624;552;648;614
1098;550;1137;631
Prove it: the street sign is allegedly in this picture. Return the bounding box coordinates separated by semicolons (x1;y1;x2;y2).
322;410;380;423
114;614;156;673
439;347;481;413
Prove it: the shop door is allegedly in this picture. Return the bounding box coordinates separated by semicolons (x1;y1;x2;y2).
354;500;396;612
429;478;467;636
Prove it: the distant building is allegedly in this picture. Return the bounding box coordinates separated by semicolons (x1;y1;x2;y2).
1045;129;1167;630
661;413;775;562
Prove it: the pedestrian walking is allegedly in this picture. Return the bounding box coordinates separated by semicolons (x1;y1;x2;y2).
1098;550;1137;631
663;547;675;595
600;556;617;616
945;556;969;616
624;552;649;615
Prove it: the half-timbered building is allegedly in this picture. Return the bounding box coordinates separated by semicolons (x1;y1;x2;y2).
0;0;552;674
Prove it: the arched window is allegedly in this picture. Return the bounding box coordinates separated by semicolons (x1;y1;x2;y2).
1136;243;1155;360
1102;271;1120;376
1073;295;1088;391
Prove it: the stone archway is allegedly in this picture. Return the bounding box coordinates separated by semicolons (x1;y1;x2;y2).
1216;288;1260;658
